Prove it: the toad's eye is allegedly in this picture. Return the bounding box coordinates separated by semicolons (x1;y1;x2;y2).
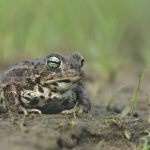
81;58;84;67
47;56;61;69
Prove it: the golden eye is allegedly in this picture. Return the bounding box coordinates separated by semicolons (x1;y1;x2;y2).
47;56;61;69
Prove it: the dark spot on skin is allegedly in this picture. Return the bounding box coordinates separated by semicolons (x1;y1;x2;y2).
48;93;52;97
61;99;69;106
51;88;57;93
52;82;58;86
23;96;31;101
51;89;57;93
53;96;57;100
35;77;40;84
38;85;44;93
30;97;39;105
58;79;71;83
28;93;31;96
40;95;45;99
43;83;49;88
73;80;79;84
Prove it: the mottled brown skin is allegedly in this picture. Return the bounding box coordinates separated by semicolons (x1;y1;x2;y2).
0;52;91;114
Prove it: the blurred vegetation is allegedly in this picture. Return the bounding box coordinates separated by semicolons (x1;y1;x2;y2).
0;0;150;79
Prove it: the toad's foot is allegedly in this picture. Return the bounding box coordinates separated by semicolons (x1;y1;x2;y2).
18;107;42;115
61;108;74;114
61;104;90;114
27;108;42;114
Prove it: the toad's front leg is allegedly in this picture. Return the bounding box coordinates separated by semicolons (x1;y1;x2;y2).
16;106;42;115
62;83;91;114
74;82;91;113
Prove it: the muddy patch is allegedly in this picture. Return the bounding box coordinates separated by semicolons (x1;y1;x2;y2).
0;105;149;150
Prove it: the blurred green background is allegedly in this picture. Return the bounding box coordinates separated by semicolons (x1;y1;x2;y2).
0;0;150;79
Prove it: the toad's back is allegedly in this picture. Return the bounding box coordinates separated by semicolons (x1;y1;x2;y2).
0;59;44;83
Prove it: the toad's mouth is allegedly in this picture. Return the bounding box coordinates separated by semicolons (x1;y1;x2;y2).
47;75;82;84
40;75;82;86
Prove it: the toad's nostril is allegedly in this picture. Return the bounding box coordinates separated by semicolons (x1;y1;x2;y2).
70;64;74;69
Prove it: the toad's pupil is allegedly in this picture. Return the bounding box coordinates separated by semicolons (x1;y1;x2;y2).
47;61;60;69
49;56;60;64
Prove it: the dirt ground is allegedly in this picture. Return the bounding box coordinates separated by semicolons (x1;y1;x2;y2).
0;66;150;150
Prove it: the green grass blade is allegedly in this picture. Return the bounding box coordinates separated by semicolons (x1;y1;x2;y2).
131;72;144;116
